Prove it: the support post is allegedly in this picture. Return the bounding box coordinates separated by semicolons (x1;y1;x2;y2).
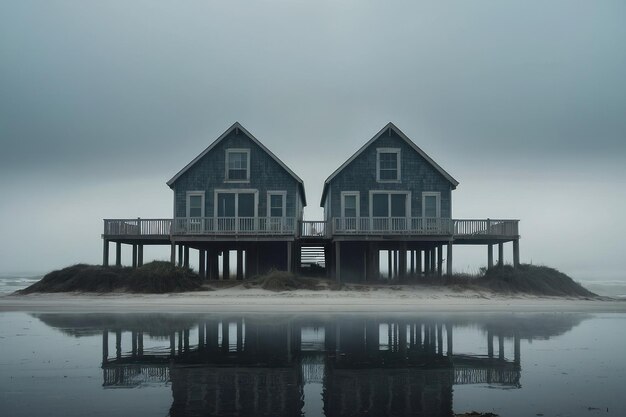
102;240;109;267
170;243;176;265
236;249;244;280
132;244;138;268
115;330;121;359
286;242;292;273
115;242;121;267
498;242;504;268
498;335;505;360
513;239;520;268
138;245;143;267
446;243;453;277
430;248;436;275
399;244;407;281
335;242;341;283
102;330;108;362
222;250;230;280
424;249;430;276
387;250;393;279
416;249;422;278
446;324;453;356
183;245;189;269
437;245;443;277
487;243;494;269
199;249;206;280
487;331;493;358
410;250;415;278
514;331;521;365
177;245;183;267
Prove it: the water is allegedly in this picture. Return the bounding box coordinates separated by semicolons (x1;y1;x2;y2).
1;312;625;416
0;275;41;295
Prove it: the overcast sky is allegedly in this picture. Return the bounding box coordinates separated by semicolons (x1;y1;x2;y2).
1;1;625;281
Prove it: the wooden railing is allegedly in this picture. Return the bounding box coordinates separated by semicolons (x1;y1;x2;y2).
172;217;296;235
103;219;171;236
300;221;329;238
103;217;518;239
332;217;519;237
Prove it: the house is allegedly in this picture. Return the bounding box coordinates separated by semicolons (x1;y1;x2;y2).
102;122;520;282
104;122;306;279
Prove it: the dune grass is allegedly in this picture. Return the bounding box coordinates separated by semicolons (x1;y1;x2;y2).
18;262;202;294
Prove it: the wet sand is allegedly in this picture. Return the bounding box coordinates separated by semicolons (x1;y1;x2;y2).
1;286;624;313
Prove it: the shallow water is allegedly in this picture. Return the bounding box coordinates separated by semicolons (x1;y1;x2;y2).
0;311;625;417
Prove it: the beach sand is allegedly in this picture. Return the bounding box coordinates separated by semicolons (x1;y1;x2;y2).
1;285;624;313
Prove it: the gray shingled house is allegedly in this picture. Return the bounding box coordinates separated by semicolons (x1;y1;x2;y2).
102;122;520;282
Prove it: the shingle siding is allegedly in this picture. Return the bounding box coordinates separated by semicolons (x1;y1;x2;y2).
171;130;300;219
326;129;452;219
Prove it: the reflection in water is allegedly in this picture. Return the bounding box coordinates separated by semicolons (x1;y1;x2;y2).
34;313;587;417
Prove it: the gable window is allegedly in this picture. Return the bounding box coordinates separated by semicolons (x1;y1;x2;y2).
225;149;250;182
376;148;400;182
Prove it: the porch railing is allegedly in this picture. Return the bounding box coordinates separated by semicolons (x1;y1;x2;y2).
332;217;519;237
300;221;329;238
172;217;296;235
103;219;171;236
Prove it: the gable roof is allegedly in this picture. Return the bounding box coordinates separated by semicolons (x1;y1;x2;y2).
320;122;459;206
167;122;306;206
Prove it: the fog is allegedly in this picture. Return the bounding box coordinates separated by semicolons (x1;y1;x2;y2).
1;1;624;281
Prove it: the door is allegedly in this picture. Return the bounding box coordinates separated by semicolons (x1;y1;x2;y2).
341;192;359;231
216;192;256;232
371;193;407;231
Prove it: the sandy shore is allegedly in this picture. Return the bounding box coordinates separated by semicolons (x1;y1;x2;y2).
1;286;624;313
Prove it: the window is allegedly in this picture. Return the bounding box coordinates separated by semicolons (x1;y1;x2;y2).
341;192;359;218
422;192;441;218
376;148;400;182
225;149;250;181
186;192;205;218
370;192;408;218
268;192;286;218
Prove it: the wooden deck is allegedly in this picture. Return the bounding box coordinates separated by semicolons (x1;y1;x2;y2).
103;217;519;241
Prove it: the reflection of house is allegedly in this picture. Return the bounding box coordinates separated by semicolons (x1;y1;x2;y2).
34;313;587;416
102;123;520;282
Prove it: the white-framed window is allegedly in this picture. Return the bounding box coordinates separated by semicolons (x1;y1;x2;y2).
267;191;287;218
422;192;441;218
225;148;250;182
369;191;410;218
186;191;205;218
341;191;360;218
376;148;401;182
214;189;258;218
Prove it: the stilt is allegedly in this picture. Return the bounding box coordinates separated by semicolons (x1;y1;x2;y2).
132;244;138;268
199;249;206;279
487;331;493;358
416;249;422;278
221;320;229;351
170;333;175;357
138;332;143;356
446;324;453;355
222;250;230;280
102;240;109;267
513;239;520;268
137;245;143;267
286;242;292;273
514;331;521;365
437;245;443;277
236;249;244;280
115;330;121;359
399;244;407;281
170;243;176;265
437;324;443;356
498;335;505;360
410;250;415;277
335;242;341;283
430;248;436;275
487;244;494;269
131;331;137;357
115;242;121;267
183;246;189;269
394;250;399;278
424;249;430;276
446;243;453;277
387;250;393;279
177;245;183;267
498;242;504;267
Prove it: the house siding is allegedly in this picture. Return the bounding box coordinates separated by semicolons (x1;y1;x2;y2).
171;129;301;219
326;129;452;219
